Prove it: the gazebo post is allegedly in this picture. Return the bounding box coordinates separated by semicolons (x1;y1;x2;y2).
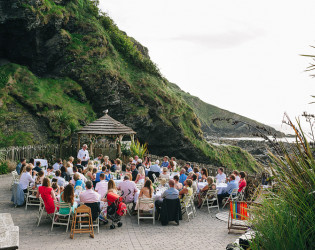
117;135;123;158
131;134;135;142
77;134;81;152
89;134;93;158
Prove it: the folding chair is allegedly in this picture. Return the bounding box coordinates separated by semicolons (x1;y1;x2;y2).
228;201;249;233
137;198;155;225
152;174;159;184
136;183;143;190
51;200;72;232
237;189;245;201
37;197;53;226
25;187;40;210
223;188;239;208
181;195;194;221
203;190;219;213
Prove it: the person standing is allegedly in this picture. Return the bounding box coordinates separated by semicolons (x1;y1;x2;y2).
77;144;90;167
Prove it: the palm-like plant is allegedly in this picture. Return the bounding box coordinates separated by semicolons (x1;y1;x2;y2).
130;139;148;159
250;115;315;249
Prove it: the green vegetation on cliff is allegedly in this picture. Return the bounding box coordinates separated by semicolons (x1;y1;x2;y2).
0;0;260;172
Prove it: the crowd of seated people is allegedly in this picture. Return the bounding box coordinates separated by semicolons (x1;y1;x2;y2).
16;154;247;226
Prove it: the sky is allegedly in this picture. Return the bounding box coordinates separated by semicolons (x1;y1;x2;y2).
99;0;315;133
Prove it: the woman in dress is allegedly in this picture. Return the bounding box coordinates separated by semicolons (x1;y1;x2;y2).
35;170;45;186
36;177;56;214
135;166;146;184
85;165;94;181
238;171;247;192
179;179;193;205
200;168;208;182
59;184;77;214
160;167;170;179
135;179;154;211
173;175;183;190
197;176;216;208
143;157;151;170
115;159;122;172
66;162;73;176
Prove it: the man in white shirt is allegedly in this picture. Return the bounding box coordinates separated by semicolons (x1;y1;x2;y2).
55;170;66;187
52;158;62;171
77;144;90;167
132;155;139;164
19;165;35;192
80;181;100;204
95;173;108;198
216;167;227;184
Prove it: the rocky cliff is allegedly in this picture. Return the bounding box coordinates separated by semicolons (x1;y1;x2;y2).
0;0;260;172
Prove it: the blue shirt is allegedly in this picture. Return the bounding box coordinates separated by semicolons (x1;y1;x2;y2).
74;179;85;190
179;174;187;185
16;163;22;175
95;171;105;182
105;173;111;181
187;167;193;173
161;161;169;168
150;164;161;173
162;187;179;199
33;166;42;173
225;180;238;194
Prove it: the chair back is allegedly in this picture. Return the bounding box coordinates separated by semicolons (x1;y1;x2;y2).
54;200;71;211
139;197;154;205
76;204;91;214
229;201;248;220
136;183;143;190
206;189;217;198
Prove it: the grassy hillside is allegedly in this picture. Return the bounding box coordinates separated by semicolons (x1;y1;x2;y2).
0;0;260;172
168;82;283;137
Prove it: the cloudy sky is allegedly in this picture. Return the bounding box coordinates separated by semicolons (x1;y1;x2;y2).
99;0;315;132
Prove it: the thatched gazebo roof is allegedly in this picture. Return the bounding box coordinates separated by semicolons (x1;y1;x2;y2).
77;110;136;157
78;113;136;136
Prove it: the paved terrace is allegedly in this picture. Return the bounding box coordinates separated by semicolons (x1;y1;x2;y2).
0;174;240;250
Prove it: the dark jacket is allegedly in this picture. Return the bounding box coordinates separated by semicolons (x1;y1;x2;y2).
61;171;70;181
85;202;101;221
160;198;182;226
132;169;138;182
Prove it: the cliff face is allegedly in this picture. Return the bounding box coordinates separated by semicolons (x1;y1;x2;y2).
0;0;260;172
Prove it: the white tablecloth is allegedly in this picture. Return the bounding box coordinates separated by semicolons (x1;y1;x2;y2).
197;182;227;194
133;189;164;203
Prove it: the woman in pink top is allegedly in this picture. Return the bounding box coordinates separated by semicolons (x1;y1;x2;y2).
135;167;145;184
238;171;247;192
36;177;56;214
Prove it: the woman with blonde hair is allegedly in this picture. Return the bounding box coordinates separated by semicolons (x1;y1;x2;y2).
115;158;122;172
66;162;73;175
85;165;95;181
107;179;117;194
197;176;216;208
68;157;74;168
135;166;145;184
160;167;170;179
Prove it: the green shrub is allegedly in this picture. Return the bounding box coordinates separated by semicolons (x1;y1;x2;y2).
130;140;148;159
0;162;9;175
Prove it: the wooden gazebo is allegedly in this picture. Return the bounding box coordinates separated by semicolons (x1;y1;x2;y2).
77;110;136;157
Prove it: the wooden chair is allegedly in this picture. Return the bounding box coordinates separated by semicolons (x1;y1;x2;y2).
25;187;40;210
70;205;94;239
51;200;72;232
137;198;155;225
222;188;239;208
228;201;249;233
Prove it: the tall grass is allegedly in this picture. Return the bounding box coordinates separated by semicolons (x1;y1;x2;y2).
250;116;315;249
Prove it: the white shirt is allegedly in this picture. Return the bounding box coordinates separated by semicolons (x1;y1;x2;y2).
77;149;90;161
19;172;34;190
216;173;227;183
56;176;66;187
235;176;240;184
67;167;73;175
52;163;61;171
95;180;108;198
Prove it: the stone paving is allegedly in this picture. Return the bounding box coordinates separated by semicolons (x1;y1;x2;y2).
0;174;241;250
